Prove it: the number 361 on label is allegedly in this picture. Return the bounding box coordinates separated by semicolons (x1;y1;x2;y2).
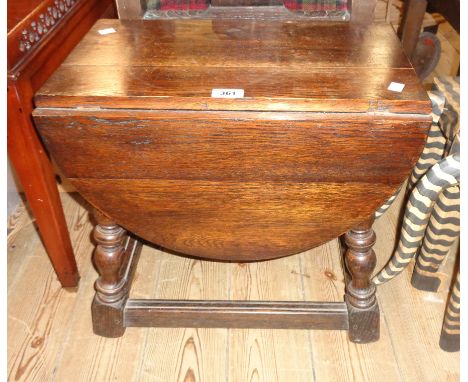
211;89;245;98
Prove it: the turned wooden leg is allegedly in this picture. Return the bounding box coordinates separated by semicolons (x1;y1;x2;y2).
344;217;380;343
91;209;128;337
440;271;460;352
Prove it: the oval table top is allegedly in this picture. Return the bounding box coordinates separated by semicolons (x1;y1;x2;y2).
33;19;431;261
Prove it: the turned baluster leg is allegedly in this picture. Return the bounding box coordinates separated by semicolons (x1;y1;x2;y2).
91;209;128;337
345;217;380;343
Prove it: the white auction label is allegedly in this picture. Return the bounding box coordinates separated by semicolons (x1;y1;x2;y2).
98;28;117;35
211;89;244;98
387;82;405;92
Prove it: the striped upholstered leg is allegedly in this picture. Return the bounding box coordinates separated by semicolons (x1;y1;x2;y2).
374;185;402;220
407;91;446;192
411;185;460;291
440;271;460;352
374;124;445;222
373;154;460;285
407;123;446;192
374;91;445;221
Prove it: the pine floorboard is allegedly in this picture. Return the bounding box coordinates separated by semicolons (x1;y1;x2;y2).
7;192;459;381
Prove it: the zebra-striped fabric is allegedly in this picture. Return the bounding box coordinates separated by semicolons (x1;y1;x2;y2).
434;76;460;138
374;78;460;285
407;91;446;192
413;184;460;280
373;152;460;284
440;271;460;351
410;79;461;291
372;78;460;352
374;185;402;220
434;76;460;157
375;91;446;221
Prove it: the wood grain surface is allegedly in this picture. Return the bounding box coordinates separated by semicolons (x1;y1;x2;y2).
34;110;429;182
7;195;90;381
372;187;460;381
33;18;430;261
7;192;459;381
227;244;314;381
8;0;113;287
136;243;230;381
34;108;429;260
124;300;349;329
34;19;431;113
301;240;401;380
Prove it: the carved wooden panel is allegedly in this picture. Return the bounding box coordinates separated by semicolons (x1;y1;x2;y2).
8;0;80;70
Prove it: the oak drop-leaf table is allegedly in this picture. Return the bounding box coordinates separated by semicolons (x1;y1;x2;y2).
33;19;431;342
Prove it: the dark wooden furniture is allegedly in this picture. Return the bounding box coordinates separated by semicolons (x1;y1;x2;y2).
427;0;459;34
398;0;459;64
398;0;428;59
33;19;431;341
7;0;114;287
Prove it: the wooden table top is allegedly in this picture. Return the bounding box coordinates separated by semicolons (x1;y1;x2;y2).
33;18;432;261
36;19;431;114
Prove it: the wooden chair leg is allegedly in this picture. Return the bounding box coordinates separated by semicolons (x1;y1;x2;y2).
91;209;128;337
7;81;79;288
398;0;428;59
412;186;460;292
439;271;460;352
344;217;380;343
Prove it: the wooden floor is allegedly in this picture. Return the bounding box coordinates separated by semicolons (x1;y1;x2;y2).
7;189;459;381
